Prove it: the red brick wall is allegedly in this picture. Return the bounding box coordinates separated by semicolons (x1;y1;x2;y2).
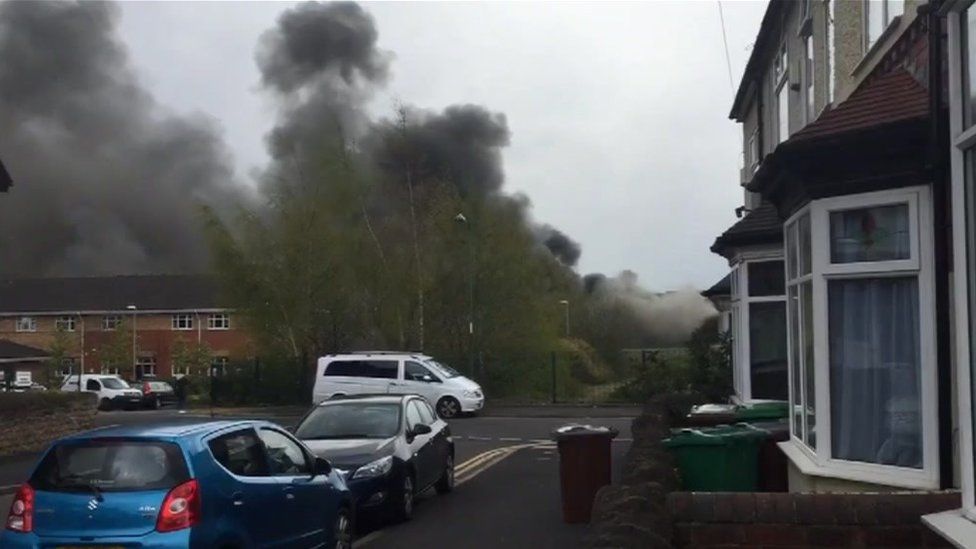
667;491;961;548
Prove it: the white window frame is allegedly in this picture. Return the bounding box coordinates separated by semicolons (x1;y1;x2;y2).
775;43;791;144
730;253;788;403
944;0;976;531
781;187;939;490
102;315;121;331
136;356;156;377
15;316;36;333
864;0;904;53
101;366;120;375
207;313;230;331
55;316;76;332
59;358;76;377
172;314;194;331
801;30;815;125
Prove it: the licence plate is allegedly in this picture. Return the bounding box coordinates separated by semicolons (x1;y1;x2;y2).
57;546;125;549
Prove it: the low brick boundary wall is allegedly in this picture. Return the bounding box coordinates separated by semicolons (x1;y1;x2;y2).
668;491;961;548
0;393;97;456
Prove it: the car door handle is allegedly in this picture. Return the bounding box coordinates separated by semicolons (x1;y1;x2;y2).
282;486;295;500
231;492;244;507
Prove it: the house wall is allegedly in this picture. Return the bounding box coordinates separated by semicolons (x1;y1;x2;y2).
0;312;253;378
787;460;904;493
834;0;926;103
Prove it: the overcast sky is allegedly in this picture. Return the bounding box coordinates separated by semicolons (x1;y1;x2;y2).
114;1;768;291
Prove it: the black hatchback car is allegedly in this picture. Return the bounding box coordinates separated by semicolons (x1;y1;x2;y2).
295;395;454;522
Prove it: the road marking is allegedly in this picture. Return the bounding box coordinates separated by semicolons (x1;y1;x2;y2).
467;436;493;441
498;437;522;441
454;447;510;475
455;444;534;486
0;484;18;494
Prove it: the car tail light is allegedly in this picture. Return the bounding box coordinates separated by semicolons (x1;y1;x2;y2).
6;484;34;532
156;479;200;533
142;382;151;395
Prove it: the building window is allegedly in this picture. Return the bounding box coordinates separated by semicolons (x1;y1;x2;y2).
784;187;935;488
865;0;904;52
102;315;121;331
211;356;229;377
730;259;788;402
942;2;976;534
208;313;230;330
773;43;790;144
15;316;36;333
101;365;120;375
803;32;815;124
55;316;76;332
172;314;194;331
747;130;760;172
136;356;156;378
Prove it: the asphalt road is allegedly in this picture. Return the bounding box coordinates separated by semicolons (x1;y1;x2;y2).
0;407;633;547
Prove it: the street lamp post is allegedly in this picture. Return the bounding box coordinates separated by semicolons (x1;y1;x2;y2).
559;300;570;337
126;305;137;379
455;213;476;375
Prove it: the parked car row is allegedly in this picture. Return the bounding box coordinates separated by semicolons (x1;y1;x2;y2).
2;393;456;548
59;374;178;410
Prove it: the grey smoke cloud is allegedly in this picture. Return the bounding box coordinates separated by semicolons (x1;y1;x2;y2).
0;0;248;276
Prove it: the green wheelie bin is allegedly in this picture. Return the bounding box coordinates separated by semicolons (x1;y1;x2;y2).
663;424;767;492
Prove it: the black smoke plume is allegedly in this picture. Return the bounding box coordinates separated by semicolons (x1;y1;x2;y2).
0;1;247;276
537;225;581;267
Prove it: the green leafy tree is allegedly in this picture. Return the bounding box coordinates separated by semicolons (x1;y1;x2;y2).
98;326;133;377
170;338;213;378
44;325;73;388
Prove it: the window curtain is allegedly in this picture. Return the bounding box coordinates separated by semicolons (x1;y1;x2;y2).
828;277;922;468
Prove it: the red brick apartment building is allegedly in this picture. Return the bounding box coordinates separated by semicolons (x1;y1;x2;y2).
0;275;252;385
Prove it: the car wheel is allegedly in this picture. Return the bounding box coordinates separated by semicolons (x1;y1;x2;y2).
435;454;455;494
98;398;112;411
333;507;352;549
391;474;414;522
437;397;461;419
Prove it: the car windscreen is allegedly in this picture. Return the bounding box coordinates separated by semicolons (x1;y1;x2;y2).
101;378;130;390
31;440;189;493
427;360;460;379
296;403;401;440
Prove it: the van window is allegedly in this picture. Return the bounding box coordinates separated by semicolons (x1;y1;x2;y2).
32;440;189;492
208;429;269;477
86;379;101;391
324;360;399;379
405;361;439;383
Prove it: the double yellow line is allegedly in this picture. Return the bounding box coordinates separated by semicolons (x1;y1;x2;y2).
454;442;551;486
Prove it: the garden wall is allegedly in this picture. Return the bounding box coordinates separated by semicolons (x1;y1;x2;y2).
0;392;97;456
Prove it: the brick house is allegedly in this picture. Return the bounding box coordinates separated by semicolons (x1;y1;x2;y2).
0;275;253;384
704;0;976;545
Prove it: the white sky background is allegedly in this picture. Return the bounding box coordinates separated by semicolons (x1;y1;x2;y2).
116;0;768;291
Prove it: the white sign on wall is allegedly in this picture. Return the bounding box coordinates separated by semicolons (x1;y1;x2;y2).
15;371;31;385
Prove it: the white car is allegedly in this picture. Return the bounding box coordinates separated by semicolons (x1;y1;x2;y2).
60;374;143;410
312;352;485;418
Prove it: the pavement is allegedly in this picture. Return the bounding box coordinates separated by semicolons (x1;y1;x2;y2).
0;405;634;546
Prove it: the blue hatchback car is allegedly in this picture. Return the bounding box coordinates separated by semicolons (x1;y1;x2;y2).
2;420;353;548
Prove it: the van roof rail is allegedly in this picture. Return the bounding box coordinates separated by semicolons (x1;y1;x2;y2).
348;350;425;355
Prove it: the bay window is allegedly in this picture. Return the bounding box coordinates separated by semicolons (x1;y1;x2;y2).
782;187;936;488
939;0;976;535
730;257;788;403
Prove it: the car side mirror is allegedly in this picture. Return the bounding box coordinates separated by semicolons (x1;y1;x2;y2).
410;424;432;437
315;456;332;476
